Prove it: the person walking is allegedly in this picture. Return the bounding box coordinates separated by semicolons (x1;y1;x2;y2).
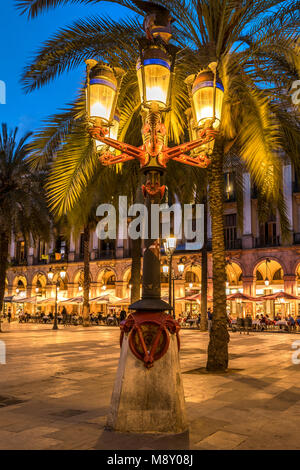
61;306;67;325
7;308;11;324
207;308;213;334
120;309;127;323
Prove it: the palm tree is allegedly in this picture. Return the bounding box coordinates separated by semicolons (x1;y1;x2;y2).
17;0;300;371
0;124;50;331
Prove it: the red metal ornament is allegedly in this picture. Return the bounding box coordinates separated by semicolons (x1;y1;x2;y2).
120;312;181;369
90;123;217;170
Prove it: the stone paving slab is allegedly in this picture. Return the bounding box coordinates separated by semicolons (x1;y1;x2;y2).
0;324;300;450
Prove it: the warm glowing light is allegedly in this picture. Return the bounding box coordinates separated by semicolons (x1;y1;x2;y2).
60;268;66;280
88;64;118;124
190;69;224;128
137;48;172;109
162;262;169;275
79;285;83;292
178;262;185;275
189;283;193;289
48;269;54;281
265;278;270;287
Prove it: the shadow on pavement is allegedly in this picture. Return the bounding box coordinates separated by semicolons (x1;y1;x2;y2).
94;429;190;450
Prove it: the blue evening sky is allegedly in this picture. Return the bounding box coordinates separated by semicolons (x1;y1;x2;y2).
0;1;131;136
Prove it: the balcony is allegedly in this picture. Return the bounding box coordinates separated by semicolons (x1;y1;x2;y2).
10;258;28;267
294;233;300;245
293;181;300;194
255;236;281;248
97;250;116;260
225;239;242;250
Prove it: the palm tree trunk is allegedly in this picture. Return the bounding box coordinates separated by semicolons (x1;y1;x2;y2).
0;232;9;333
200;192;208;331
206;140;230;371
82;225;90;327
130;238;141;303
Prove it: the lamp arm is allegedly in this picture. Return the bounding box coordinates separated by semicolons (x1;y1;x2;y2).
99;151;136;166
89;126;146;164
172;154;210;168
162;128;218;161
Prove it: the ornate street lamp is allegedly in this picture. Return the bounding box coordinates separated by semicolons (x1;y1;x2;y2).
162;260;169;275
87;2;223;435
164;236;177;316
178;259;185;276
48;266;67;330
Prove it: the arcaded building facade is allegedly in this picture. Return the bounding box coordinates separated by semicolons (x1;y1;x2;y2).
5;163;300;318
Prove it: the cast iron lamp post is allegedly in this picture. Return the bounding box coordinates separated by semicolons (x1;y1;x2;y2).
47;266;66;330
85;2;224;435
163;236;177;315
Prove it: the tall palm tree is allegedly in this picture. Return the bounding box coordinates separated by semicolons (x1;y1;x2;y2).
17;0;300;371
0;124;50;331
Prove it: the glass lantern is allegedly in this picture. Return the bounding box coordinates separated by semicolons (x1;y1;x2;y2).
191;69;224;129
88;63;118;124
162;261;169;275
137;46;172;109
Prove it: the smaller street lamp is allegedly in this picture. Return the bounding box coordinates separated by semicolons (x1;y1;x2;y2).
164;236;177;316
48;266;67;330
178;259;185;276
162;260;169;275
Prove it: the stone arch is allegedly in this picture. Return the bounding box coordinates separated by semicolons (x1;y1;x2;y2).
31;271;48;288
31;271;48;297
293;260;300;277
252;256;286;278
122;266;132;284
72;268;92;284
226;262;243;287
184;262;201;285
12;274;27;295
96;266;118;283
253;258;284;290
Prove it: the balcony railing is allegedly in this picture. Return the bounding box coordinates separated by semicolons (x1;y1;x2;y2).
294;233;300;245
255;236;281;248
293;181;300;194
225;239;242;250
97;250;116;260
10;258;28;267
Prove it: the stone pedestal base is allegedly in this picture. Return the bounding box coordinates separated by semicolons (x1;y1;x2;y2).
107;334;187;434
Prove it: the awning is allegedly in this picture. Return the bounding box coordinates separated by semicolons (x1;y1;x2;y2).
90;294;121;304
13;296;38;304
227;293;257;302
179;293;213;302
257;292;300;301
37;297;57;304
60;296;84;304
114;297;131;305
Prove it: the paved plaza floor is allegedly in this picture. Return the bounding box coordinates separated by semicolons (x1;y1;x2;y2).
0;323;299;450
